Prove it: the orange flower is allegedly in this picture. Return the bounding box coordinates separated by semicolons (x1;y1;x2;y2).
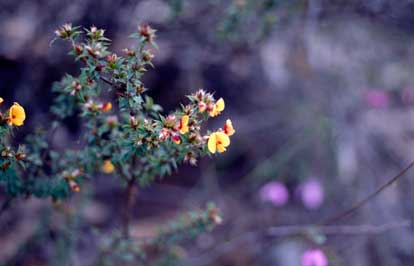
101;160;115;174
101;102;112;112
68;180;80;192
224;119;235;136
208;131;230;154
8;102;26;126
209;98;225;117
171;134;181;144
179;115;189;134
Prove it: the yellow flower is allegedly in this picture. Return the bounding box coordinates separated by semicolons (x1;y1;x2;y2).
208;131;230;154
0;97;3;104
179;115;189;134
8;102;26;126
101;102;112;112
209;98;225;117
102;160;115;174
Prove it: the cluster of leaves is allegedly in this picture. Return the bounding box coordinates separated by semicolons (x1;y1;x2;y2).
0;102;27;198
97;203;221;266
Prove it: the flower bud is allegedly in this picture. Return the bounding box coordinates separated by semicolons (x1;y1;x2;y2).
142;49;154;62
130;116;138;128
73;44;83;56
123;48;136;57
15;152;26;161
198;102;207;113
136;84;146;94
106;115;118;127
159;128;170;141
208;207;222;225
55;23;74;39
138;24;156;42
164;115;177;128
194;89;205;101
106;53;118;67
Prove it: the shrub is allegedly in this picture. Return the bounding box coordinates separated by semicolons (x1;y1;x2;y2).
0;23;235;265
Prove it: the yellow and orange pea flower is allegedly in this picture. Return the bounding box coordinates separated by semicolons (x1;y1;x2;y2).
68;179;80;192
101;102;112;112
209;98;225;117
101;159;115;174
208;131;230;154
224;119;235;136
171;133;181;144
179;115;189;134
8;102;26;126
63;169;82;192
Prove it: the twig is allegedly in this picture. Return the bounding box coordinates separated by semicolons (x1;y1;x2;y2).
122;178;137;238
267;220;412;236
99;76;127;97
99;76;114;86
186;220;411;266
319;160;414;225
0;197;13;218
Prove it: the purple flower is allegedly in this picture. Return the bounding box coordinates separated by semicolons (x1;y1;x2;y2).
259;181;289;207
301;249;328;266
364;90;390;109
298;178;324;210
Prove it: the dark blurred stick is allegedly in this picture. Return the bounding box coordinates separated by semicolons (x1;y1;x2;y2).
99;76;113;86
267;220;411;236
0;197;13;218
100;76;126;97
320;160;414;225
122;178;137;239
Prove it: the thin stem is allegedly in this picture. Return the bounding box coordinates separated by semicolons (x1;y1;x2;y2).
99;76;113;86
0;197;13;218
320;160;414;225
122;178;137;238
100;76;127;97
267;220;411;236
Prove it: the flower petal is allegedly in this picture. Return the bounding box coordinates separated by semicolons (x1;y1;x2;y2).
208;133;217;154
216;131;230;147
9;102;26;126
217;144;227;153
216;98;225;112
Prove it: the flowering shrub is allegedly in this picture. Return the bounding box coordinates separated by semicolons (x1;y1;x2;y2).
0;23;234;264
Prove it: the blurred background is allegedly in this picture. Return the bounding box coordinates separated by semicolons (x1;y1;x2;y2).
0;0;414;265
